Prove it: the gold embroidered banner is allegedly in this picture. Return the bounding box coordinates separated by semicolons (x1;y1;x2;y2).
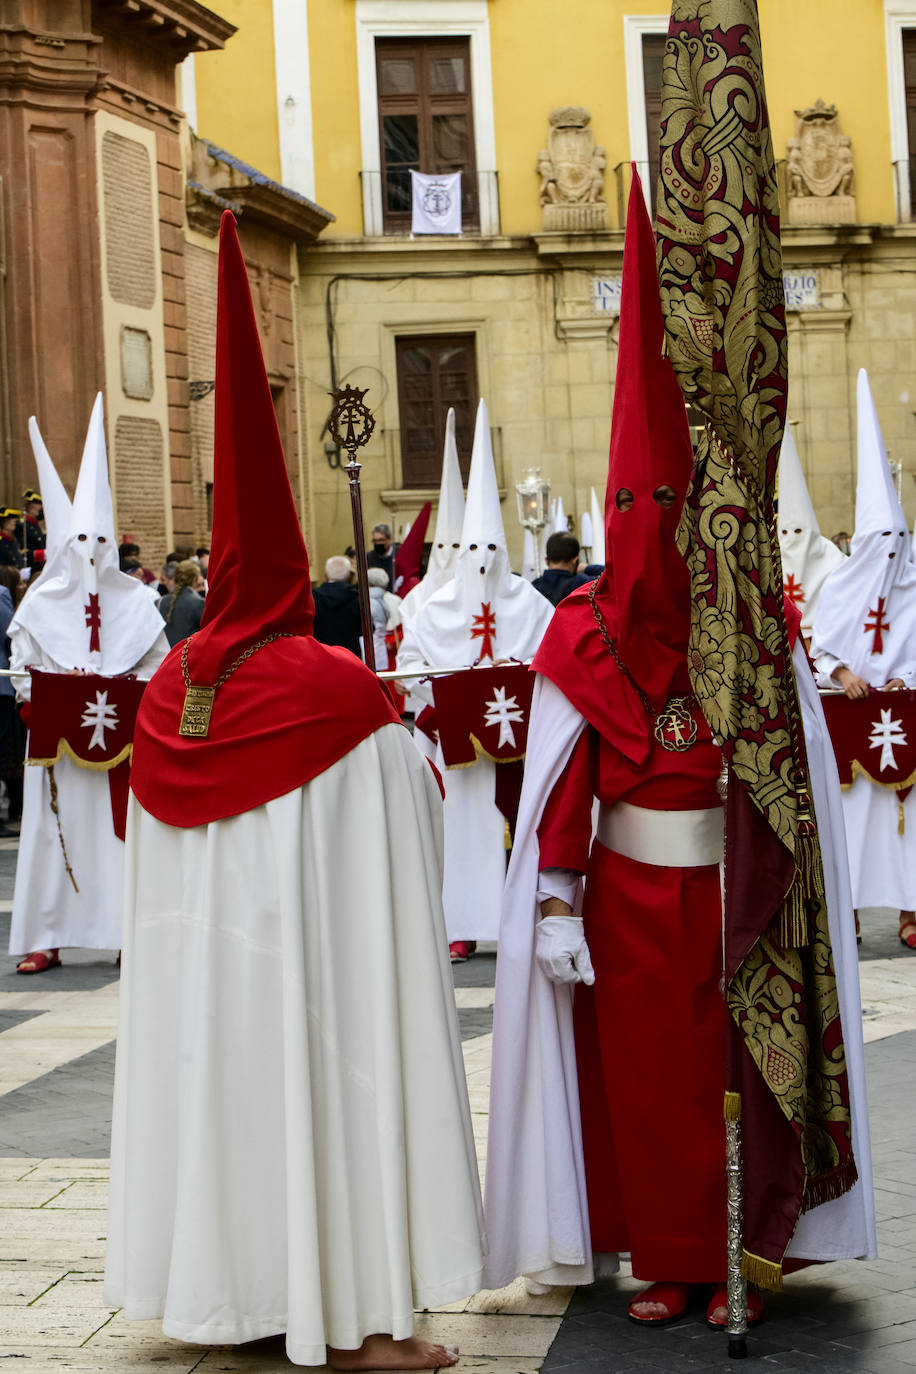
656;0;856;1286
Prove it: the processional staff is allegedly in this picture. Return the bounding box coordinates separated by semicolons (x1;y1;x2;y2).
327;384;377;673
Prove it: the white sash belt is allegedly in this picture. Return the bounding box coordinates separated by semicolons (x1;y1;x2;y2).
596;801;724;868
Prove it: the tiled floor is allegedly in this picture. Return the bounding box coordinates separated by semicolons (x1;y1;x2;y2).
1;834;915;1372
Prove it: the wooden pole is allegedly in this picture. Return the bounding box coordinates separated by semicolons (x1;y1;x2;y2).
345;454;375;673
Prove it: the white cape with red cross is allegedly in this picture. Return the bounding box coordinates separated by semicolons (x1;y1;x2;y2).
811;369;916;912
11;395;165;676
812;371;916;686
397;400;554;941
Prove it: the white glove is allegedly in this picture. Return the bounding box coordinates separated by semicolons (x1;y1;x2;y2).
535;916;595;986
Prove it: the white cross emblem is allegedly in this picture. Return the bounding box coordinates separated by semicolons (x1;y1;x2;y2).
81;691;119;752
868;708;907;773
483;685;525;751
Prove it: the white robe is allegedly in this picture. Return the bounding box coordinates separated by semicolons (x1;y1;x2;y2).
484;652;875;1291
104;723;485;1364
7;627;168;956
398;579;553;943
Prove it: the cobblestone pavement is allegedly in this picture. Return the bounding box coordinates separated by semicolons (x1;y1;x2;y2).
1;827;914;1372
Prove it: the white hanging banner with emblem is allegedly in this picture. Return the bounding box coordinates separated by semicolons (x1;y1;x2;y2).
410;170;462;235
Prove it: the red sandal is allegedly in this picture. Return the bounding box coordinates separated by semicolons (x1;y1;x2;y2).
705;1284;764;1330
899;920;916;950
16;949;61;975
627;1281;690;1326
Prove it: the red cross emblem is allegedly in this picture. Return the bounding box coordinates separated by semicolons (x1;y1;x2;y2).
470;602;497;663
783;573;805;607
865;597;890;655
85;593;101;653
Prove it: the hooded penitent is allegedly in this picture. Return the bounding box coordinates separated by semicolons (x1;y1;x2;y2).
130;213;397;826
778;424;845;635
12;397;164;676
552;496;567;535
400;409;466;623
400;400;554;672
532;172;694;763
394;500;431;597
812;369;916;680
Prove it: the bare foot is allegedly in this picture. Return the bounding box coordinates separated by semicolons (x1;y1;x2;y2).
628;1281;690;1323
328;1334;459;1370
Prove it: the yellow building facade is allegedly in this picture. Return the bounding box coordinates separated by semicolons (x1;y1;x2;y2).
185;0;916;567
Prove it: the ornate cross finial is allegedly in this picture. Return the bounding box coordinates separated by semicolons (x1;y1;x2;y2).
327;385;375;460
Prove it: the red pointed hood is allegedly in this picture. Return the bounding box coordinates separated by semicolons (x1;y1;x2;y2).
195;212;314;679
130;212;398;827
533;173;694;756
395;501;431;596
598;172;693;708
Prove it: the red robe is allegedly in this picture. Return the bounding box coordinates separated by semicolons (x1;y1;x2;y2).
537;706;728;1282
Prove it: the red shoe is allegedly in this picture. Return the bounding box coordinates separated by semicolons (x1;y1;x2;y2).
16;949;61;975
705;1284;764;1330
450;941;471;963
627;1282;690;1327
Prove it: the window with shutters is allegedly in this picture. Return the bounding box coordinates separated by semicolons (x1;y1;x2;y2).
395;334;478;488
376;37;478;233
642;32;665;210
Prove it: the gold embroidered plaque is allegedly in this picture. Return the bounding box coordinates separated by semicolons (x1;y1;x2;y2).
654;696;698;753
179;685;216;738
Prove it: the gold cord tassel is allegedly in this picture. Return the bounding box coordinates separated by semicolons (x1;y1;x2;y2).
47;764;78;894
899;801;906;836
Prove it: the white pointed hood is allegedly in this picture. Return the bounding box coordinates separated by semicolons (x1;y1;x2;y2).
398;399;553;674
400;409;466;626
12;395;166;674
552;496;567;535
579;509;593;551
27;418;72;565
588;486;605;566
777;423;844;635
811;370;916;681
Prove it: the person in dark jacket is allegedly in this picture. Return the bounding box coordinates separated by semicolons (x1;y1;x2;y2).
21;491;46;572
313;555;364;658
366;523;397;589
532;532;594;607
0;510;23;569
157;559;205;647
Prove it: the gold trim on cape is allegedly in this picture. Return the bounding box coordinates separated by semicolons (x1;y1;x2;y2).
28;739;133;772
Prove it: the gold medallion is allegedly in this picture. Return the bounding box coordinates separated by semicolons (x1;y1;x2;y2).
653;696;698;753
179;685;216;738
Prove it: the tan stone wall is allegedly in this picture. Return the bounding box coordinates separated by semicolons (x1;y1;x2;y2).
113;415;167;559
785;231;916;541
156;127;193;547
299;232;916;572
185;238;218;540
94;109;172;566
298;243;620;572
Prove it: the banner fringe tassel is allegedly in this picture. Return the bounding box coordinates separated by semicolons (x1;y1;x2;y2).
742;1250;783;1292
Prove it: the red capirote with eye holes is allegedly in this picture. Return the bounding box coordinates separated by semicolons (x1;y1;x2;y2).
534;169;695;753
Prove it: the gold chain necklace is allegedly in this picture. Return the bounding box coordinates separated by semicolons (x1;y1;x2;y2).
587;581;698;753
179;633;295;738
